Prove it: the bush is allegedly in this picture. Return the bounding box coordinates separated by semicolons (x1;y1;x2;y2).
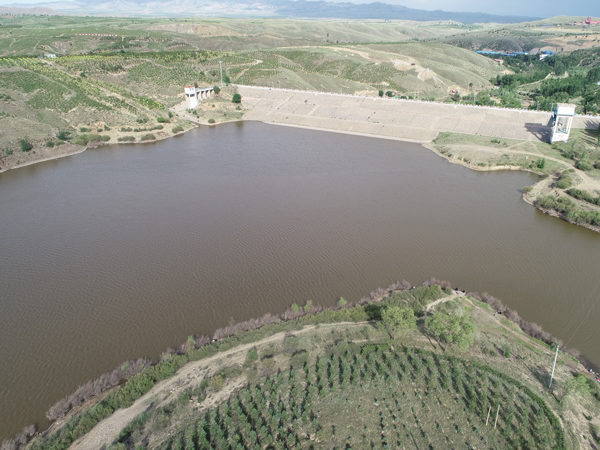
378;90;384;97
74;137;88;146
19;139;33;152
232;93;242;103
46;140;55;148
522;186;532;193
504;347;511;358
386;91;393;97
79;127;90;133
117;136;135;142
555;173;573;189
156;117;166;123
208;118;216;124
57;130;71;140
213;85;221;95
567;188;600;206
140;134;156;141
101;135;110;142
172;126;184;133
576;160;593;171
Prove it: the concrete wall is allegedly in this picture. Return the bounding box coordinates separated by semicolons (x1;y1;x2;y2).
239;86;600;143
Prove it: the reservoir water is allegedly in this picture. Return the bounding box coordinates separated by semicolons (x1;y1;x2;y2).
1;121;600;440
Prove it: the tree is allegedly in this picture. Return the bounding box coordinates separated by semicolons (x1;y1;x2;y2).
57;130;71;140
19;139;32;152
386;91;393;97
213;85;221;95
381;306;416;340
378;90;384;97
535;157;546;169
223;75;231;85
563;374;590;401
426;312;475;351
232;93;242;103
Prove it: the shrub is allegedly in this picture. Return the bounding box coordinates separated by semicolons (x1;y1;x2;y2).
576;160;593;171
46;140;55;148
213;85;221;95
208;118;216;124
232;93;242;103
19;139;33;152
386;91;393;97
74;137;88;146
504;347;511;358
567;188;600;206
555;173;572;189
140;134;156;141
79;127;89;132
101;135;110;142
117;136;135;142
156;117;166;123
172;126;184;133
535;157;546;169
57;130;71;140
522;186;532;193
378;90;384;97
243;348;257;364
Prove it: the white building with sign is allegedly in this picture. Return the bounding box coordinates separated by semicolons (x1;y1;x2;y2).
550;103;576;144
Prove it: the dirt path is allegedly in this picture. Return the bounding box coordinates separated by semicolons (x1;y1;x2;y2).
69;321;367;450
426;292;462;312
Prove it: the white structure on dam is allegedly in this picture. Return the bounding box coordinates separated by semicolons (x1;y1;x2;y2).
550;103;576;144
184;86;214;109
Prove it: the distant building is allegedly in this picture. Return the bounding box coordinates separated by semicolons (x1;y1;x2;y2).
44;53;56;58
184;85;214;109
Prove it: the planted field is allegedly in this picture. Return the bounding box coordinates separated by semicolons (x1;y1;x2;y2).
114;343;563;450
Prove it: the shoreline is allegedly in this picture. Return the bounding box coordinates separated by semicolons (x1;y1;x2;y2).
17;280;594;450
0;127;195;175
3;115;599;236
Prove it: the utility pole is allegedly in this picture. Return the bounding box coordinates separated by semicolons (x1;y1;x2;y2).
218;61;223;87
486;407;491;426
549;344;559;388
494;405;500;428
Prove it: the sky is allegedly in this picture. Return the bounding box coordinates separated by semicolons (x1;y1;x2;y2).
339;0;598;18
0;0;598;19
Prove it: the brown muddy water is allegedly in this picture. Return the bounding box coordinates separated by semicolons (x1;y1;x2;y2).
1;121;600;440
